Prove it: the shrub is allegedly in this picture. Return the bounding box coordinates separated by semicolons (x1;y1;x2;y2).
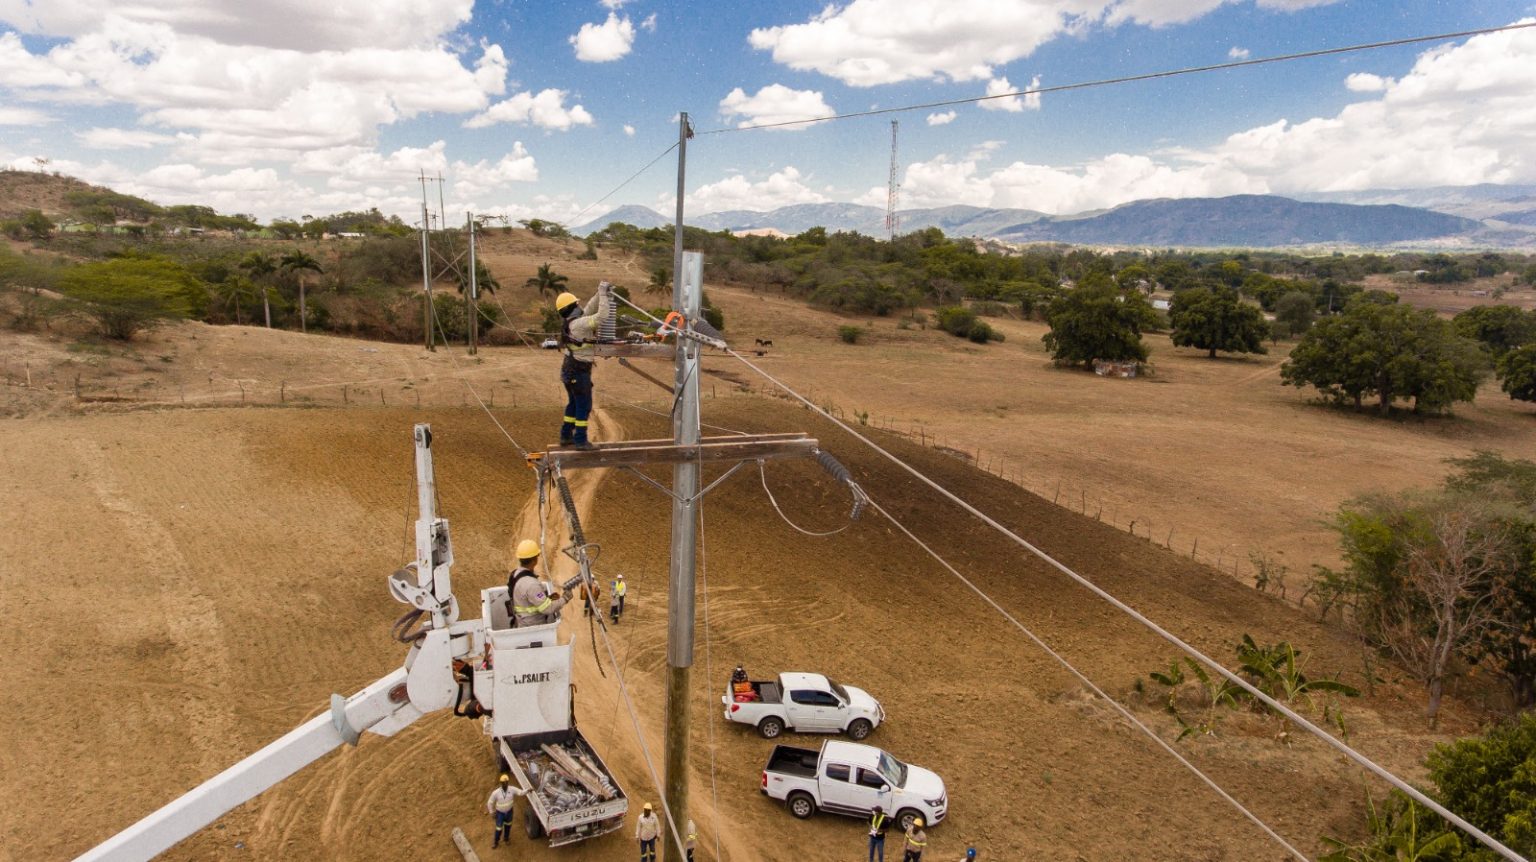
838;325;862;344
59;255;204;339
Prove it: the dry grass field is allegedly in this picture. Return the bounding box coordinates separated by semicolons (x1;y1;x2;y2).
3;236;1534;860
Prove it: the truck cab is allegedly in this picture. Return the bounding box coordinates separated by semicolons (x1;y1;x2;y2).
761;740;946;832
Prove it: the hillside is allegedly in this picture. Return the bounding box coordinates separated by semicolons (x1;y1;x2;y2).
575;194;1500;248
0;169;109;219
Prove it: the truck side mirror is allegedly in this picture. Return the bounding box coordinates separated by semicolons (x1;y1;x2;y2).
880;785;890;793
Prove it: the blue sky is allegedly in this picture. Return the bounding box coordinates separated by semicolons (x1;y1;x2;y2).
1;1;1534;225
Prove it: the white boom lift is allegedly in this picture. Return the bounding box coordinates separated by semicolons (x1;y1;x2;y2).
77;423;621;861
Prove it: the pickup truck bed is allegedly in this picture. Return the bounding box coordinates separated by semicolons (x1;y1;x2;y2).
764;745;819;779
730;679;782;704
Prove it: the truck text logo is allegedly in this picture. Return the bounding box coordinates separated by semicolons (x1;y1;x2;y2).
510;672;553;684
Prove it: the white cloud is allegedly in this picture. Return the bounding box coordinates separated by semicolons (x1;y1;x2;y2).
571;13;636;62
76;127;176;148
641;13;657;32
0;0;476;52
0;105;54;124
0;17;510;162
1228;46;1249;59
856;21;1536;213
979;76;1040;112
623;124;636;136
682;166;828;213
926;110;957;126
464;89;595;130
1344;72;1393;92
1105;0;1228;27
1254;0;1341;9
294;142;449;186
599;0;632;8
718;84;834;129
452;143;538;197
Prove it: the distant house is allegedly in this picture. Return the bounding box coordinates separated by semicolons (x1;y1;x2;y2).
334;231;366;239
1151;298;1171;311
731;227;787;239
1093;359;1139;378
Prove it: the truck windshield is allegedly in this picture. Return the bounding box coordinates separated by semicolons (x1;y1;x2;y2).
827;680;849;703
877;752;907;788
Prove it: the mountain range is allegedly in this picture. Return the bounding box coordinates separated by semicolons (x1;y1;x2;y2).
573;189;1536;250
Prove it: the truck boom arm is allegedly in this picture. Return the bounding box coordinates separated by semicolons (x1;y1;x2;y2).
75;668;419;862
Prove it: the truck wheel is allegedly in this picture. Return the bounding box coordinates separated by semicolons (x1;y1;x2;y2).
896;808;923;832
846;719;873;740
757;716;785;739
787;791;817;819
524;805;545;839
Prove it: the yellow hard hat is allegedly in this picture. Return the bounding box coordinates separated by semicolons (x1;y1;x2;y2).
555;292;579;312
499;773;510;782
913;817;924;827
643;802;653;812
516;539;540;561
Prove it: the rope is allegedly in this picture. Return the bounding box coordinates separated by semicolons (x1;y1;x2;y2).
758;461;849;537
866;497;1307;859
723;348;1527;862
695;22;1536;135
427;298;532;458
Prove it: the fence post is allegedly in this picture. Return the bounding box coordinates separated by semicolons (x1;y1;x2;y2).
1192;537;1199;560
1165;527;1174;549
343;385;348;404
381;389;386;406
280;381;286;404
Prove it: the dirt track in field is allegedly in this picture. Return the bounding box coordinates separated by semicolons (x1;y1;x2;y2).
0;398;1496;862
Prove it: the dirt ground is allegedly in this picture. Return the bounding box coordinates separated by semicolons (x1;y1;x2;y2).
0;395;1506;862
4;244;1535;860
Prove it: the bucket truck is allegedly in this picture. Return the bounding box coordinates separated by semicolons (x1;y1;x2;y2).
76;423;626;861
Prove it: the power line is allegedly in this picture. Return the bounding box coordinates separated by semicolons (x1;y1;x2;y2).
722;347;1527;862
863;494;1308;860
566;141;680;230
697;22;1536;135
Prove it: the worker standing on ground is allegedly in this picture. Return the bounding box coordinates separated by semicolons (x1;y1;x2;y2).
902;817;927;862
611;574;627;621
868;805;890;862
556;282;612;449
635;801;660;862
485;773;524;848
685;818;698;861
507;539;569;627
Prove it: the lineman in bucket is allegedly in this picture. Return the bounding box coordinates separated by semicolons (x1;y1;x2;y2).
507;539;570;627
555;282;612;449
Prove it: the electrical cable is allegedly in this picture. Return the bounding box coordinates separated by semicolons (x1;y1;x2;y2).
426;299;532;457
758;461;850;537
697;461;725;862
864;495;1308;860
723;348;1527;862
696;22;1536;135
567;142;682;231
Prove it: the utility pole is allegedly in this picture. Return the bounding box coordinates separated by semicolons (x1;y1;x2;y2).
886;119;900;241
466;211;478;356
663;111;695;862
420;201;434;352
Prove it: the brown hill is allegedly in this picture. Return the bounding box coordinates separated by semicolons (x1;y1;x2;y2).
0;168;108;219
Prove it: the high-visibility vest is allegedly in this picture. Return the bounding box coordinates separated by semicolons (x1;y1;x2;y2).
614;580;627;597
869;811;886;835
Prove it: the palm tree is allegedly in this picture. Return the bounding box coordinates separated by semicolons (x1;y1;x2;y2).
456;259;500;296
218;276;258;325
237;252;277;328
280;250;323;333
525;262;567;299
646;265;671;296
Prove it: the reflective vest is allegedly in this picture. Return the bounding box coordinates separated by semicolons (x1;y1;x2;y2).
614;579;627;597
905;828;927;849
869;811;887;837
509;568;553;617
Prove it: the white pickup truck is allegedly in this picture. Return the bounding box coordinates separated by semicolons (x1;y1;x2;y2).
761;740;947;831
723;672;885;740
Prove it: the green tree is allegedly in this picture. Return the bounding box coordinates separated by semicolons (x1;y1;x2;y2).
1454;305;1536;359
1043;275;1158;368
525;262;568;299
216;275;259;325
237;251;278;328
1282;299;1486;415
60;256;203;340
20;209;54;239
1169;286;1268;358
279;250;323;333
1274;290;1317;337
1498;344;1536;404
646;265;671;296
1426;713;1536;858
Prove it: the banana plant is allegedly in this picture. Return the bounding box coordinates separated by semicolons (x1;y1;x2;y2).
1237;634;1360;710
1320;792;1461;862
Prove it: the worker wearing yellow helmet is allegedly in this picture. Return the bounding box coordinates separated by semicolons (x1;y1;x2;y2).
902;816;927;862
485;772;525;848
555;282;613;449
506;539;569;627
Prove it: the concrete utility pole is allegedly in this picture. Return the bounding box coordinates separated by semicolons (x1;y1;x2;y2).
420;201;434;351
466;211;478;356
663;111;695;862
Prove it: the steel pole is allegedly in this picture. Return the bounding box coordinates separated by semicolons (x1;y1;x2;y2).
662;110;696;862
467;212;478;356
